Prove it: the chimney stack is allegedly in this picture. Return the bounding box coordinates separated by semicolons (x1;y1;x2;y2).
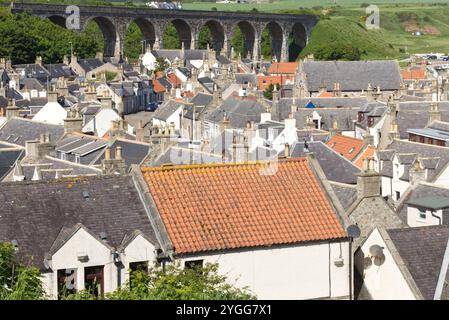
136;120;145;142
356;157;381;198
6;99;20;120
47;85;59;103
64;109;83;134
409;159;426;186
101;145;126;175
428;101;441;125
35;56;43;66
25;134;55;158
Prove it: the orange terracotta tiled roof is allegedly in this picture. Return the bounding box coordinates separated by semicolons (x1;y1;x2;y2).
141;158;347;254
317;90;333;98
257;75;283;90
400;68;426;80
326;134;364;161
167;72;182;88
354;145;375;169
268;62;299;74
153;79;166;93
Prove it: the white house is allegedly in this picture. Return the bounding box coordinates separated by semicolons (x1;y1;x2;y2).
152;99;184;131
251;112;298;154
136;156;353;300
42;224;156;298
83;108;123;138
356;226;449;300
32;91;67;125
0;175;159;299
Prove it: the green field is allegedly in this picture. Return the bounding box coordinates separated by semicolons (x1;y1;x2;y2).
182;1;449;59
183;0;449;11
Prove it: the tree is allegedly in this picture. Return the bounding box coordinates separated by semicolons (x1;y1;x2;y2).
155;57;170;73
263;83;279;100
0;242;45;300
63;263;255;300
314;43;361;61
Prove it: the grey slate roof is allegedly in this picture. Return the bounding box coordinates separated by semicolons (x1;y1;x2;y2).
19;155;101;181
280;98;367;116
44;63;75;79
397;101;449;139
0;118;64;147
198;76;217;94
216;55;231;65
190;93;213;106
330;181;358;210
0;149;24;180
290;141;360;184
387;140;449;182
152;100;183;121
77;58;104;73
387;225;449;300
407;128;449;141
293;108;359;131
93;139;151;171
301;60;402;92
56;135;108;165
235;74;257;86
407;196;449;210
152;146;224;166
397;183;449;223
0;175;157;270
428;120;449;132
206;98;266;128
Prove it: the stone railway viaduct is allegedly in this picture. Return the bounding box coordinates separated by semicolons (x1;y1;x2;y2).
11;3;318;62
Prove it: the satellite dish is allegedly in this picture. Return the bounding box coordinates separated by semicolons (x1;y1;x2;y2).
369;244;385;266
347;224;361;239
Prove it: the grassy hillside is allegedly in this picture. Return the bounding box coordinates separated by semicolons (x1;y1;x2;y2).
300;17;398;60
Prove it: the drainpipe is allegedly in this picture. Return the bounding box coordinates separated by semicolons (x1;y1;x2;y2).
113;250;122;289
348;239;353;300
431;210;442;225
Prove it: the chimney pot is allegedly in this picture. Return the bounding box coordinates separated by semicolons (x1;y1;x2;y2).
116;146;122;160
105;147;111;160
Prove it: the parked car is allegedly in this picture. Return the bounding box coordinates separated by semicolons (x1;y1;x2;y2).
145;102;158;112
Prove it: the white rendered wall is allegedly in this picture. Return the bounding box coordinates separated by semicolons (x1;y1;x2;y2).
179;241;351;300
355;229;416;300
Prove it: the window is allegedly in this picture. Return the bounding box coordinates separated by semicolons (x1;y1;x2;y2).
185;260;203;270
419;208;427;220
84;265;104;298
348;147;355;154
57;268;77;299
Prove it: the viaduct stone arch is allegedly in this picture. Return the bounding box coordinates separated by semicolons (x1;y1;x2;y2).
12;3;318;62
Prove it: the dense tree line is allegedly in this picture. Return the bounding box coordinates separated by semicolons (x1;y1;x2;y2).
0;6;366;66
